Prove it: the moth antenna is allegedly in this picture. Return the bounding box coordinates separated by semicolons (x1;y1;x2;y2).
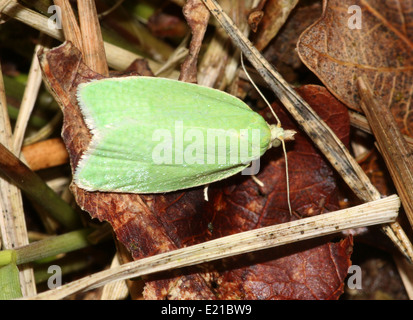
240;52;281;126
240;53;292;216
281;138;292;215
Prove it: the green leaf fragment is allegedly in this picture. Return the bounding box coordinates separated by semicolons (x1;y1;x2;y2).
0;263;22;300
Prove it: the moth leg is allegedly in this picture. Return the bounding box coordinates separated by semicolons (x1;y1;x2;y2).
251;175;264;187
203;185;209;201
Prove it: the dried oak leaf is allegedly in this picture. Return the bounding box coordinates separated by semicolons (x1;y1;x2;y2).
297;0;413;136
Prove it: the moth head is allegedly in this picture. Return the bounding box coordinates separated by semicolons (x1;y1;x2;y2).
269;124;296;148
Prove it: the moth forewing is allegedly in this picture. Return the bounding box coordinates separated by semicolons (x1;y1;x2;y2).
74;76;284;193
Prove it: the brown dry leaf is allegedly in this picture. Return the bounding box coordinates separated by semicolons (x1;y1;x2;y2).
39;42;352;300
252;0;299;51
297;0;413;136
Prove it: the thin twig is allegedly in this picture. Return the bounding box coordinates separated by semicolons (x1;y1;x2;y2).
53;0;83;52
97;0;125;19
22;112;63;146
12;35;48;155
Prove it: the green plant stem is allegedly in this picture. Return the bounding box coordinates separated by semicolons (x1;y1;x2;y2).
0;141;80;229
0;249;16;266
34;256;92;284
0;228;93;266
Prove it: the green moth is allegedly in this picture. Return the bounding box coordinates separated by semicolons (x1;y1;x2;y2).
75;76;286;193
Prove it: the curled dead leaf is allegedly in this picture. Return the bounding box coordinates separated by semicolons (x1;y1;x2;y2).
297;0;413;136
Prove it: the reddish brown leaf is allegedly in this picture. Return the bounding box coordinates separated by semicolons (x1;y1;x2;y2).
199;85;352;300
213;237;353;300
142;191;214;248
208;85;350;234
297;0;413;136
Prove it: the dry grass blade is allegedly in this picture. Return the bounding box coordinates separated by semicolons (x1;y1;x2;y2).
0;55;36;297
198;0;260;88
0;0;64;39
53;0;83;52
199;0;413;262
12;38;46;155
358;77;413;231
0;141;80;230
77;0;108;76
23;195;400;300
348;110;413;149
22;112;63;146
